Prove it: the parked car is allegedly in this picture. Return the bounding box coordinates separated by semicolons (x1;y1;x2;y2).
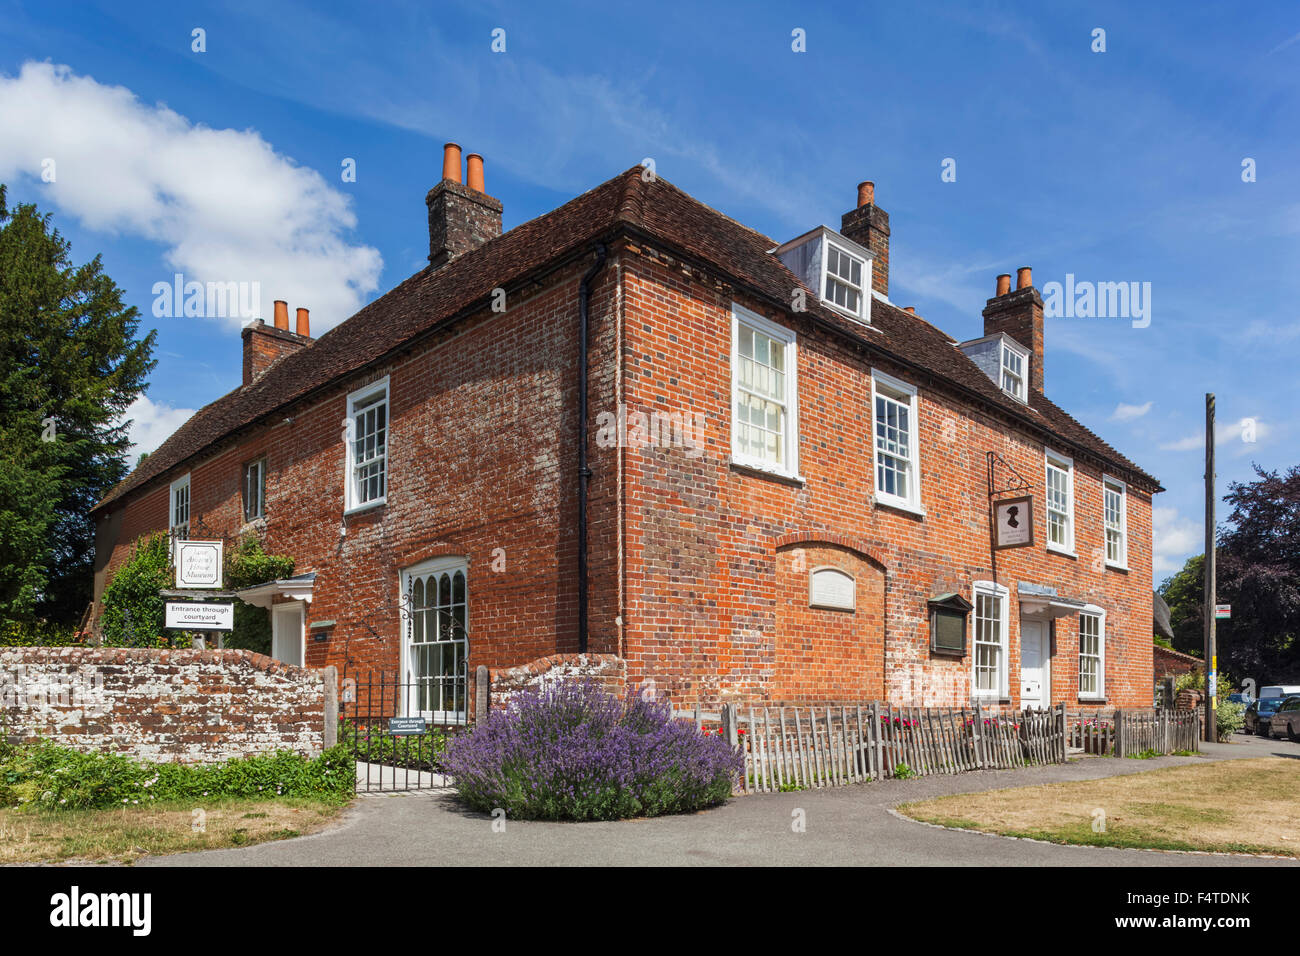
1245;697;1287;735
1268;697;1300;742
1260;685;1300;700
1228;692;1253;705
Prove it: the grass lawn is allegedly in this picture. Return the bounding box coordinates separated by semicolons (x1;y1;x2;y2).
898;757;1300;857
0;796;349;865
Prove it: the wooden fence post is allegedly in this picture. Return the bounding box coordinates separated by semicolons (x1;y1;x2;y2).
1113;708;1125;758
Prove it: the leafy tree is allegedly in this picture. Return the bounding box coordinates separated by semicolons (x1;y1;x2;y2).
99;533;171;647
1158;553;1205;657
1219;464;1300;682
1161;465;1300;687
0;185;156;626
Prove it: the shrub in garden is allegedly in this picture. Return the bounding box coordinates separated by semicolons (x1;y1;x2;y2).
99;532;171;646
0;741;355;810
441;681;743;821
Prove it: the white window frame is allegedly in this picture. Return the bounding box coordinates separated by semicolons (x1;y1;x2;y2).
344;376;390;514
730;304;801;479
242;457;266;523
1000;339;1028;402
1103;475;1128;570
1044;449;1075;555
821;239;869;323
870;369;924;515
971;581;1009;699
399;556;469;725
1078;606;1106;700
169;473;191;541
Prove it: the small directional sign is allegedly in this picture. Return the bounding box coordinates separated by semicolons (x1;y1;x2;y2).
388;717;427;736
165;601;233;631
1215;604;1231;620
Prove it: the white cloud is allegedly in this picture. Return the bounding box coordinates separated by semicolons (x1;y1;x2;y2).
1110;401;1153;422
1159;418;1271;452
120;395;195;458
1152;506;1201;576
0;61;382;331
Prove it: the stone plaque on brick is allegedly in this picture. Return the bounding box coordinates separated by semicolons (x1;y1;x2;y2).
809;566;855;611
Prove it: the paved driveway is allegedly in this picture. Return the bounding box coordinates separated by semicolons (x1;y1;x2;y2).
142;733;1300;867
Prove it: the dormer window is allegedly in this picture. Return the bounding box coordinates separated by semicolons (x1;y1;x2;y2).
772;227;873;325
824;242;866;318
1000;341;1027;401
957;332;1032;402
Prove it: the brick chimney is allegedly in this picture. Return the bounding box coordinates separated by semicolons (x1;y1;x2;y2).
840;181;890;296
426;143;502;269
242;300;312;386
982;267;1044;394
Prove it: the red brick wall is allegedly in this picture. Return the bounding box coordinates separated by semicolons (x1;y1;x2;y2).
616;244;1155;711
97;257;620;715
1154;644;1203;681
1;647;332;763
95;236;1156;717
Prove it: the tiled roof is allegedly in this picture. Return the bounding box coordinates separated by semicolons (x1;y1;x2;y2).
95;168;1158;513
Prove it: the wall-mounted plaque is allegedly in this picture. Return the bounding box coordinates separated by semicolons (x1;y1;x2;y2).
809;566;856;611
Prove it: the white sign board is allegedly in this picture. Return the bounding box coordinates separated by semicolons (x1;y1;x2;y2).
1215;604;1231;620
165;601;234;631
175;539;223;589
809;567;856;611
992;496;1034;550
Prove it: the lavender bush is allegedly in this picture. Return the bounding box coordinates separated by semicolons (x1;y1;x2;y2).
441;681;743;821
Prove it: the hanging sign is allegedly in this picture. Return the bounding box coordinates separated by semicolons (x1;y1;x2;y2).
992;495;1034;550
175;539;224;588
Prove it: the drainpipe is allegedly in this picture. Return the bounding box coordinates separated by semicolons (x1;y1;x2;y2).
577;243;607;654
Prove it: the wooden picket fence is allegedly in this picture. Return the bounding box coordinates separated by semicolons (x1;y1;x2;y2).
717;702;1067;794
1115;708;1199;756
1065;708;1198;757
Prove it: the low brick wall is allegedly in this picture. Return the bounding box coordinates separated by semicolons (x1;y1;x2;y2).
1;647;336;764
488;653;626;710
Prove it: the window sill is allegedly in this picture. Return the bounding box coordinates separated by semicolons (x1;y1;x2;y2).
1046;544;1077;559
1105;562;1130;573
728;457;805;486
1078;696;1107;704
973;695;1012;705
873;493;926;518
344;498;387;517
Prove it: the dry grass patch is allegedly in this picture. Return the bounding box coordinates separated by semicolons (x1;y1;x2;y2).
899;757;1300;857
0;796;348;865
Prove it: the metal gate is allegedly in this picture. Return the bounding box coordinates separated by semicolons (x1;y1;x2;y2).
341;672;450;793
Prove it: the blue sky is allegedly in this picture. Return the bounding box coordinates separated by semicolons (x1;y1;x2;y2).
1;0;1296;583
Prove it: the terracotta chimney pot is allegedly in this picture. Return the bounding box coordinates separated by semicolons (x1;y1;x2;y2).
857;181;875;208
442;143;463;184
466;153;484;192
995;274;1011;296
273;299;289;331
1016;266;1033;290
295;307;310;337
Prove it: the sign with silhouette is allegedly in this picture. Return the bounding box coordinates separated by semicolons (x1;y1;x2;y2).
992;495;1034;550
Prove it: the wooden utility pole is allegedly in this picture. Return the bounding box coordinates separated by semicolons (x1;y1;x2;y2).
1204;393;1217;742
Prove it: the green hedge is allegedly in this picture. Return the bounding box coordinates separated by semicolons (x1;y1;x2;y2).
0;741;355;811
0;620;81;647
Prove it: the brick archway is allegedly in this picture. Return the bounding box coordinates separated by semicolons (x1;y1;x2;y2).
771;541;885;704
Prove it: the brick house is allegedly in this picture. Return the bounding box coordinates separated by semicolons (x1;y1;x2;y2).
90;145;1161;720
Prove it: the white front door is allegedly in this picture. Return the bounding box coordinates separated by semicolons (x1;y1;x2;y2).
1020;620;1048;708
271;602;305;666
